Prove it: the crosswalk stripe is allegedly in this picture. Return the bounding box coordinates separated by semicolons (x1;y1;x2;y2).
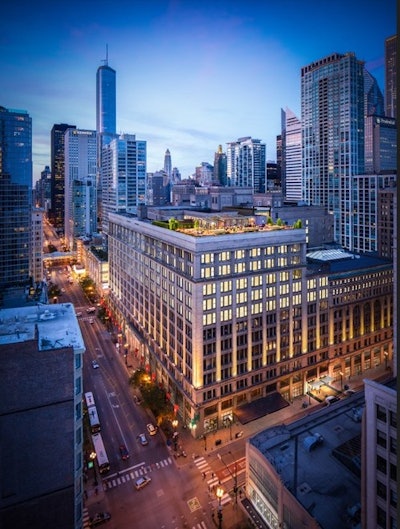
201;522;207;529
207;478;219;487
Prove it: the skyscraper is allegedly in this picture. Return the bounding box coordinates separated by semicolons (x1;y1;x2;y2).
301;52;365;248
213;145;227;186
96;53;116;137
281;107;302;202
96;53;116;231
163;149;172;180
100;133;147;234
64;129;97;250
385;35;397;118
0;106;32;291
226;137;266;192
50;123;76;233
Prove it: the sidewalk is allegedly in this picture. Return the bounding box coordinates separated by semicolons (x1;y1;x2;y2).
173;363;393;463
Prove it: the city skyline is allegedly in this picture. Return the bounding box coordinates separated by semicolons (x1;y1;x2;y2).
1;0;396;182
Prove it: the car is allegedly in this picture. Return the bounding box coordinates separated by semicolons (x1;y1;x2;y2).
87;307;96;313
61;288;66;293
343;389;356;397
138;433;148;446
92;359;100;369
146;423;157;436
75;312;82;317
119;444;129;460
89;318;94;324
89;512;111;527
325;395;340;406
135;475;151;490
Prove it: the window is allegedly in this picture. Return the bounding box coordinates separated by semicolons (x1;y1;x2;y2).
376;404;387;422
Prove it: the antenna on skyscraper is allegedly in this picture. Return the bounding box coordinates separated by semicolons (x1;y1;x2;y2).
102;44;109;66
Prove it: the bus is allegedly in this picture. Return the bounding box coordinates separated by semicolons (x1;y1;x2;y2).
84;391;101;433
84;392;95;408
88;406;101;434
91;433;110;474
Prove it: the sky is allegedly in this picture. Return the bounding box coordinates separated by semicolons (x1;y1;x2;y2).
0;0;396;183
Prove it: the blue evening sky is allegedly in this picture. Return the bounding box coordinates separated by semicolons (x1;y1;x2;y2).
0;0;396;182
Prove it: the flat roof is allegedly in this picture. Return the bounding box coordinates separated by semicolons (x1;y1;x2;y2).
250;394;366;529
0;303;85;352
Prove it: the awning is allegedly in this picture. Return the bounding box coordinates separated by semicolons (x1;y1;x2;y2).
308;379;325;390
320;375;333;384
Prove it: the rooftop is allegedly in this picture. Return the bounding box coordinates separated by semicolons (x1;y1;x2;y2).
250;394;367;529
0;303;84;352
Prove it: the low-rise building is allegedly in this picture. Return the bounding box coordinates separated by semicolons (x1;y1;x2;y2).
0;303;85;529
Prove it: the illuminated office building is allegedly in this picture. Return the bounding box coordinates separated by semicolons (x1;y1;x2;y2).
108;212;393;437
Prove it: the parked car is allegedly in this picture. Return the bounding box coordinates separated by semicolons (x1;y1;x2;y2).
135;476;151;490
343;389;356;397
146;423;157;436
325;395;340;406
89;512;111;527
119;444;129;460
87;307;96;313
89;318;95;324
75;312;82;317
92;359;100;369
138;433;148;446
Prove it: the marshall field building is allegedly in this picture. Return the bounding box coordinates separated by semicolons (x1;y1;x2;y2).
107;210;393;438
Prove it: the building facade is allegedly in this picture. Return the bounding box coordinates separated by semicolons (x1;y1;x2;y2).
96;57;117;230
385;35;397;119
301;53;365;248
64;129;97;251
281;107;302;202
364;115;397;174
0;106;32;291
227;137;266;193
0;304;85;529
100;134;147;235
213;145;227;186
362;379;397;529
107;212;393;437
346;173;396;254
50;123;76;233
31;208;44;284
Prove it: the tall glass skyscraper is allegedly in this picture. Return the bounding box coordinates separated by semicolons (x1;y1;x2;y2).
301;52;365;248
0;106;32;290
96;61;116;136
96;56;116;231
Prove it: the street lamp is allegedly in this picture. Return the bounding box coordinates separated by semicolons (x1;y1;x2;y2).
217;452;238;504
216;485;224;529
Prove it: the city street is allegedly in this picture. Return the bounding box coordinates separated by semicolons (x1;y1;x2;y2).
54;269;245;529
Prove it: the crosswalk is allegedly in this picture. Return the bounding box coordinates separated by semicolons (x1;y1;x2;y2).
193;457;231;506
103;457;173;489
192;522;208;529
82;507;90;529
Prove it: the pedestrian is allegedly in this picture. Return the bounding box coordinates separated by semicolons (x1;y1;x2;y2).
211;472;214;478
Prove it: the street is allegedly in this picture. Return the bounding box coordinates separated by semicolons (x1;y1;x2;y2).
52;267;247;529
